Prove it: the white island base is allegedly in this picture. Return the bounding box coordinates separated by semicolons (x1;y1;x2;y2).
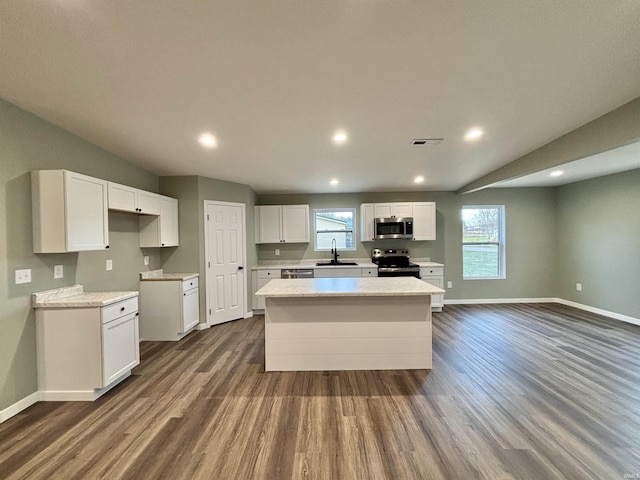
258;277;444;372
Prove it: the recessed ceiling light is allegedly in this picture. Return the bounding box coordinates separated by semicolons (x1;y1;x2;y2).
333;132;348;144
414;176;425;184
464;128;484;141
199;132;217;148
550;170;564;177
329;178;339;186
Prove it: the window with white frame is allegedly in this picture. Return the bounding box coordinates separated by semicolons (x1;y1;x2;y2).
462;205;505;279
314;208;356;251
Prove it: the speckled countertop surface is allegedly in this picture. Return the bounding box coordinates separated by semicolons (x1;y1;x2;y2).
252;259;377;270
251;258;443;270
32;285;138;308
140;269;199;281
255;277;445;297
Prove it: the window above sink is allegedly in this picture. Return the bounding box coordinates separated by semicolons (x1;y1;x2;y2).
313;208;356;252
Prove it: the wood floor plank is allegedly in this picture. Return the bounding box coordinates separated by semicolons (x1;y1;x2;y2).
2;304;640;479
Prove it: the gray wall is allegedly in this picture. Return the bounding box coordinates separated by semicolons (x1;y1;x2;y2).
0;98;161;410
257;188;558;300
160;175;258;323
556;169;640;318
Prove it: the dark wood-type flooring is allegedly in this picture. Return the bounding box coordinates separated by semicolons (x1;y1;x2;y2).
2;303;640;479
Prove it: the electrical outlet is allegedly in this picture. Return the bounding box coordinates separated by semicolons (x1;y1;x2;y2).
106;259;113;271
54;265;63;279
275;249;280;256
576;283;582;291
15;269;32;284
144;256;149;266
447;281;453;289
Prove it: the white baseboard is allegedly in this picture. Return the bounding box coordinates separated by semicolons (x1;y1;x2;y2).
197;323;209;330
1;373;132;423
0;391;41;424
244;311;254;319
444;297;640;326
444;297;556;305
555;298;640;326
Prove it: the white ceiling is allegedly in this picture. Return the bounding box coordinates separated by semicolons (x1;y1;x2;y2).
1;1;640;194
494;141;640;188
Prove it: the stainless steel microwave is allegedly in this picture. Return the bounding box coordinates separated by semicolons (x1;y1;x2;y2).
374;217;413;239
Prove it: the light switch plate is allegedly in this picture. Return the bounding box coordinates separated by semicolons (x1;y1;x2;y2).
275;249;280;256
54;265;63;279
106;259;113;271
15;269;32;284
144;256;149;265
447;281;453;288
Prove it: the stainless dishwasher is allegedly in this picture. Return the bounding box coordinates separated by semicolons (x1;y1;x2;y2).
281;268;314;279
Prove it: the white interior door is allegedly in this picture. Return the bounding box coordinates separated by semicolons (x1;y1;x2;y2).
205;201;246;326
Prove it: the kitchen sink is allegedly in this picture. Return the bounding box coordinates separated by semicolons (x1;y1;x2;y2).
315;262;359;266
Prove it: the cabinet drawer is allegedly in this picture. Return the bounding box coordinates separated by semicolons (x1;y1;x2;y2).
182;277;199;292
257;269;281;279
420;267;443;276
102;297;139;324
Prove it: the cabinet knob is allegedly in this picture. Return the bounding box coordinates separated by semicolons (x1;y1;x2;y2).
238;266;244;271
183;293;186;296
120;306;125;312
106;245;110;249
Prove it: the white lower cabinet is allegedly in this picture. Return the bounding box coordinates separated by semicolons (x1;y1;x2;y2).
35;296;140;400
139;276;200;340
252;269;281;311
420;266;444;311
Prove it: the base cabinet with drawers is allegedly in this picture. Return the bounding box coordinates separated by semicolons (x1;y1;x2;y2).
139;275;200;341
420;266;444;311
35;295;140;401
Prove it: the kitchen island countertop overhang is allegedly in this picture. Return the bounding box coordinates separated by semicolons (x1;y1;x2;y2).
255;276;445;298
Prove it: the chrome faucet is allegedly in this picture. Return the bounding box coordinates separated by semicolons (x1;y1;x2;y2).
331;238;339;264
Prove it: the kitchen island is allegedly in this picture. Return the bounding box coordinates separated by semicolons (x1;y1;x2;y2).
255;277;445;372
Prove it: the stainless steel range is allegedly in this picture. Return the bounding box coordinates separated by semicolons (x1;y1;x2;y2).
371;248;420;278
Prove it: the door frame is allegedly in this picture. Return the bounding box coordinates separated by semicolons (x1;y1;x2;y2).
203;200;248;327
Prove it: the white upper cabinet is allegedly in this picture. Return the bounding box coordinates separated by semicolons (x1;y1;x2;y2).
360;203;375;241
255;205;309;243
108;182;160;215
281;205;310;243
412;202;436;240
139;195;179;247
360;202;436;241
373;202;413;218
32;170;109;253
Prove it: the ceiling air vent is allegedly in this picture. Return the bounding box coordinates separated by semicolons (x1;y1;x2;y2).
411;138;443;145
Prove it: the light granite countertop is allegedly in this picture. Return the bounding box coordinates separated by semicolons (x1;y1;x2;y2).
32;285;139;308
255;277;445;297
251;259;443;270
252;259;377;270
140;269;199;281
